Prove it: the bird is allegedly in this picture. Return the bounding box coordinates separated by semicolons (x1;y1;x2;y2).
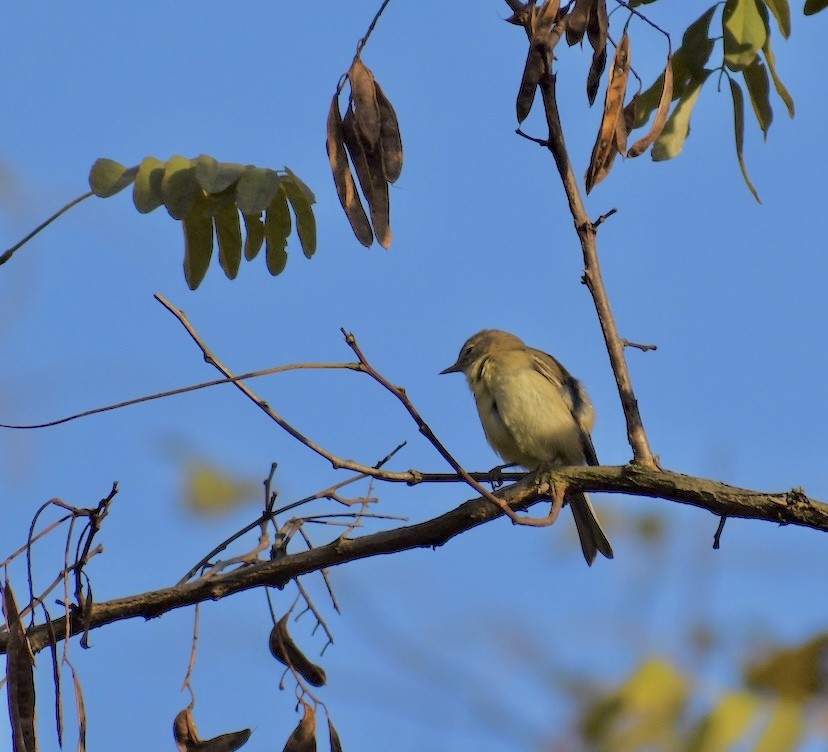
440;329;613;565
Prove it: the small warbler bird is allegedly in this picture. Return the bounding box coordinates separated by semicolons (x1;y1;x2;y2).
441;329;613;565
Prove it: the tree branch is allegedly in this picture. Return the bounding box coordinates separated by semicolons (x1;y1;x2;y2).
4;465;825;656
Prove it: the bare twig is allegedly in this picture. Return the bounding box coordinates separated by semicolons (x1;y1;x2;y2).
622;338;658;352
593;208;618;228
0;363;361;430
712;516;727;550
0;191;95;267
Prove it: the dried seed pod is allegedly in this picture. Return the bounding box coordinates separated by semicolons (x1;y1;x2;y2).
585;31;631;192
373;81;403;183
3;581;37;752
565;0;592;46
269;614;327;687
283;701;316;752
342;107;391;249
326;94;373;246
173;707;252;752
586;0;608;105
348;57;381;148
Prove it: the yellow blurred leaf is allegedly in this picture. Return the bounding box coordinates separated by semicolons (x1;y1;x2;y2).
755;699;804;752
686;691;758;752
184;462;258;514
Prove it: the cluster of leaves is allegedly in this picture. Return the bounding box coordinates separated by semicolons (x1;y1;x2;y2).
326;57;403;249
513;0;810;201
578;634;828;751
88;155;317;290
631;0;800;201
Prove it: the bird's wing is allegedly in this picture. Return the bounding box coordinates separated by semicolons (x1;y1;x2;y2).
529;348;600;466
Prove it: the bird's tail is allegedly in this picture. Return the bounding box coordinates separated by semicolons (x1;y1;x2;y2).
569;493;613;566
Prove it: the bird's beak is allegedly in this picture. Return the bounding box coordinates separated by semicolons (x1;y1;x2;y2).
439;361;463;375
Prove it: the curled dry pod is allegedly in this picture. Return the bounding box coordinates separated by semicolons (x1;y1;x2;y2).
283;701;316;752
173;707;252;752
174;707;201;752
348;57;381;148
326;94;373;247
373;81;403;183
269;614;327;687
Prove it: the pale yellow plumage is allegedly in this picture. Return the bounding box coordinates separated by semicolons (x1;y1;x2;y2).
441;329;613;565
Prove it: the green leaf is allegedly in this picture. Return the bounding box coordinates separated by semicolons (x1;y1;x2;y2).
89;158;138;198
182;200;213;290
651;70;711;161
728;77;762;202
723;0;768;70
213;201;242;280
687;692;758;752
742;57;773;138
242;213;265;261
754;699;804;752
762;0;791;36
632;6;717;129
264;188;290;276
283;167;316;204
162;156;201;220
762;40;794;117
235;167;282;215
194;154;246;194
132;156;165;214
282;175;317;259
804;0;828;14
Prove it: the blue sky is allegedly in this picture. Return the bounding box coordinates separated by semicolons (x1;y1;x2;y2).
1;2;827;750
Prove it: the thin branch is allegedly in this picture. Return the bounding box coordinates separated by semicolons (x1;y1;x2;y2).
0;363;361;430
622;338;658;352
7;465;828;656
509;9;658;467
0;191;95;267
713;516;727;549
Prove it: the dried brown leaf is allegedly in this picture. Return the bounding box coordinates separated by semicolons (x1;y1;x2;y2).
268;614;327;687
3;581;37;752
374;82;403;183
565;0;593;45
326;96;373;247
283;701;317;752
342;107;391;249
585;31;630;193
586;0;608;104
348;58;381;148
628;54;674;157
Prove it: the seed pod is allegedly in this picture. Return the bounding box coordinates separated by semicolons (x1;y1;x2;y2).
269;614;327;687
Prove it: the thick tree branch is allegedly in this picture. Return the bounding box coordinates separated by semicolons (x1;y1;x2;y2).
4;465;825;656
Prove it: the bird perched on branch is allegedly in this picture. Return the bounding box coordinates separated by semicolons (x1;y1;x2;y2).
441;329;613;565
